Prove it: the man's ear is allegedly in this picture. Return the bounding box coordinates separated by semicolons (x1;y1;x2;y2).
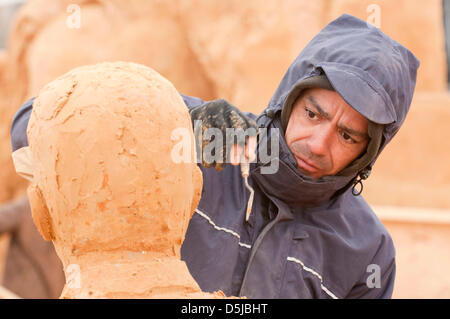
27;183;54;241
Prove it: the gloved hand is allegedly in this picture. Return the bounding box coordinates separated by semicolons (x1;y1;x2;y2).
189;99;258;170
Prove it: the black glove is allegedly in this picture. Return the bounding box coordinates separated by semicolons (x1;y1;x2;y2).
189;99;258;170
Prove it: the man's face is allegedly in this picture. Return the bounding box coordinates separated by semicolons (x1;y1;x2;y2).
285;88;369;179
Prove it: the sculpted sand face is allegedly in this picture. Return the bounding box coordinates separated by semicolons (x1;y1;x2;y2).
26;61;211;298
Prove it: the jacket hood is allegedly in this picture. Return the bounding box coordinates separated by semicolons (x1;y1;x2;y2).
252;14;420;206
265;13;419;158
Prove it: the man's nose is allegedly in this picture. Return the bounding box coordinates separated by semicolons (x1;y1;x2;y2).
306;126;333;156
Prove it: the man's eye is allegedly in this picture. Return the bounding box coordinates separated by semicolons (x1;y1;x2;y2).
305;108;318;120
342;132;356;143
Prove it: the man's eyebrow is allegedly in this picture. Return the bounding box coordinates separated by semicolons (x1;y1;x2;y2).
306;95;368;140
307;95;331;120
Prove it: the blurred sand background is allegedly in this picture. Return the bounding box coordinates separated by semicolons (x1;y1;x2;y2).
0;0;449;298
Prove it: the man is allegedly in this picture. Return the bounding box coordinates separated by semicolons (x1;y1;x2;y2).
10;14;419;298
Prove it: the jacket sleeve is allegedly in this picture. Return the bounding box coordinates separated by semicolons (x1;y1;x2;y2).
180;93;205;111
10;97;35;181
11;97;34;152
345;234;396;299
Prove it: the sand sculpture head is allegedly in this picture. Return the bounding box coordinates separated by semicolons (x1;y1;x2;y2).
26;61;205;298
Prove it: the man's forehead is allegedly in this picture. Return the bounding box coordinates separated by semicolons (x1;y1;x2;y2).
299;88;369;138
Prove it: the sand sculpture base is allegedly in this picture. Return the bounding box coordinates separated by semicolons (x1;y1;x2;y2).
61;254;225;299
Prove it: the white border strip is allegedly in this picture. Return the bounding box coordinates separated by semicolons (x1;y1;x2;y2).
287;256;339;299
195;209;252;249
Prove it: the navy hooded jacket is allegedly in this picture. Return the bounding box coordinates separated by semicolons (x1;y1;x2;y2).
11;14;419;299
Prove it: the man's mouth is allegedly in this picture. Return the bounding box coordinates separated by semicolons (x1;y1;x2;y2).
294;154;320;173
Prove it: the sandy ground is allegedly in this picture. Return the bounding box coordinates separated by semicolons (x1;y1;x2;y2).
391;224;450;298
374;207;450;298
